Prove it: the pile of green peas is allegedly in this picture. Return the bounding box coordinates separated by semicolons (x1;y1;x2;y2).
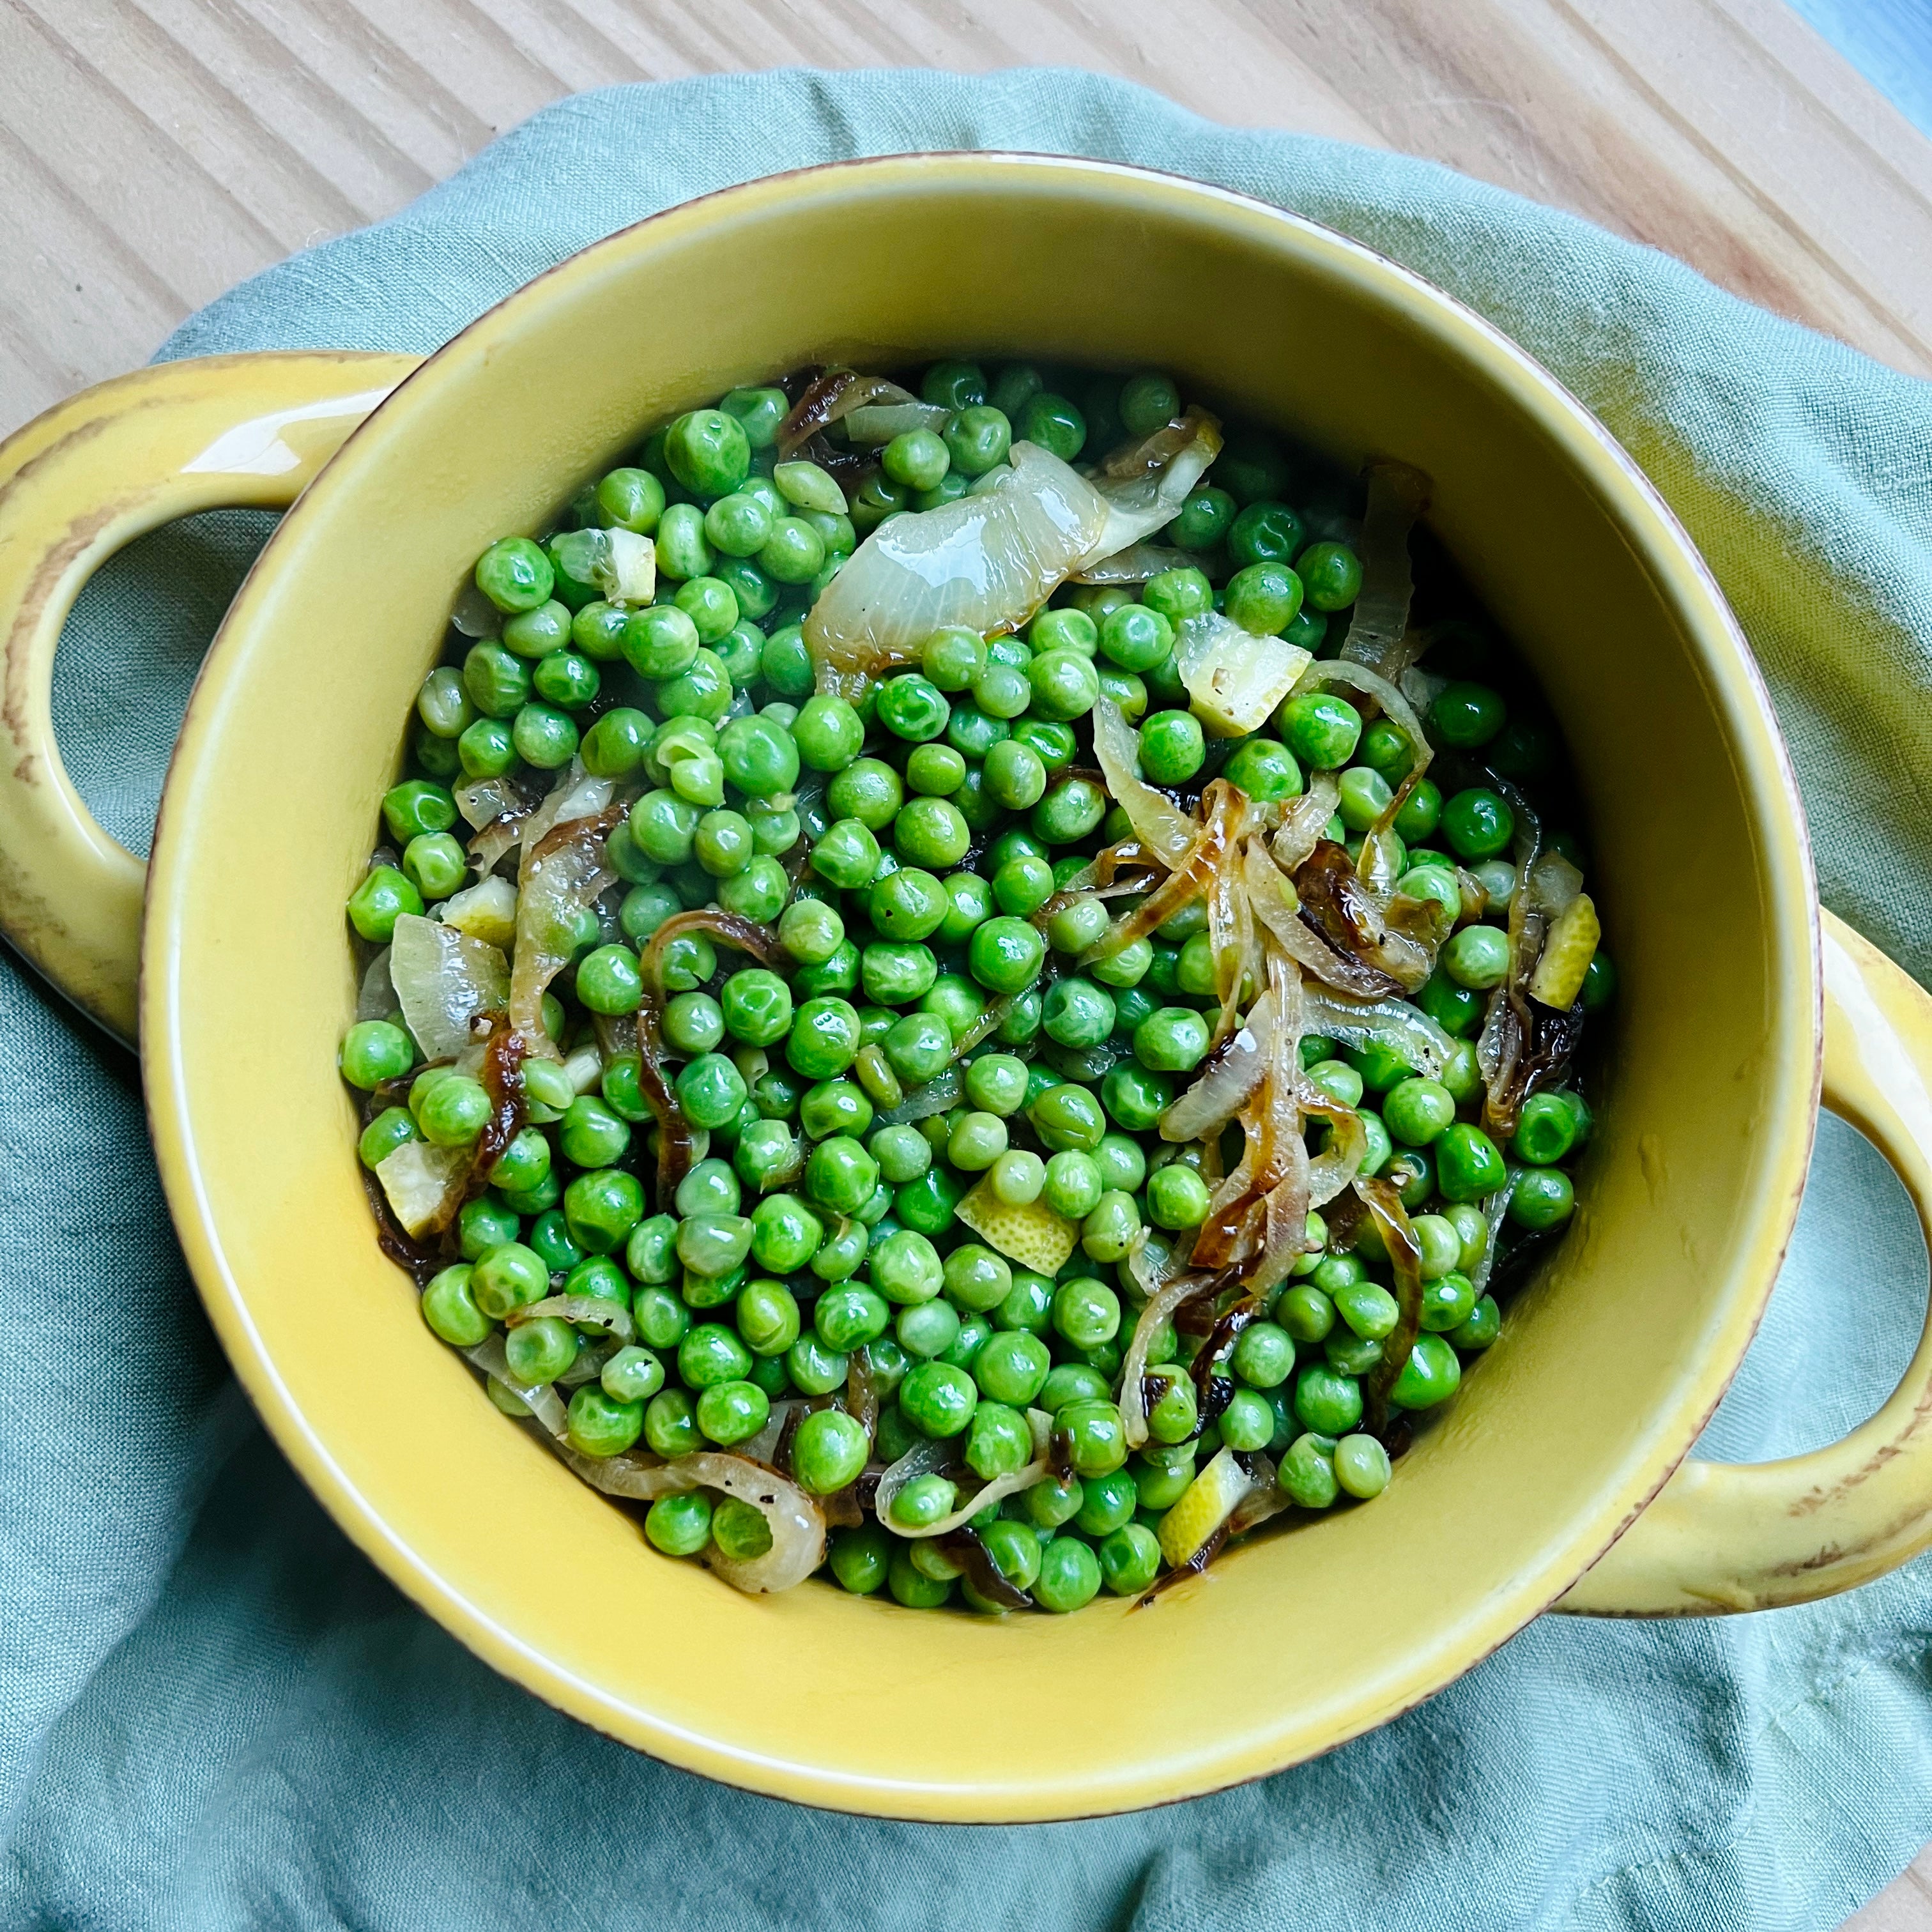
340;356;1611;1613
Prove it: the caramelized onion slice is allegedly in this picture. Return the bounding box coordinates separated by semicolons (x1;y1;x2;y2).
1071;540;1197;585
507;804;624;1056
1091;694;1196;868
507;1296;635;1343
466;1333;567;1438
555;1446;826;1593
1161;999;1272;1142
1119;1259;1220;1450
778;369;920;454
1298;985;1456;1080
1337;460;1431;680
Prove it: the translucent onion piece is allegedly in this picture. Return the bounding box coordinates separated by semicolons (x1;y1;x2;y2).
874;1424;1055;1541
450;579;501;638
1241;838;1399;1002
1161;993;1273;1142
388;912;509;1060
873;1065;963;1126
1338;460;1431;680
743;1399;808;1469
440;873;519;950
1176;610;1312;738
1226;1453;1290;1537
519;762;613;888
507;1296;635;1343
508;806;622;1057
1204;806;1260;1048
564;1043;604;1095
595;527;656;606
844;401;950;443
778;370;919;455
356;946;399;1022
1400;664;1448;717
1119;1264;1220;1448
557;1446;826;1593
1300;1082;1370;1209
1297;985;1456;1080
1274;772;1340;872
1357;1174;1425;1419
376;1137;470;1238
1087;408;1223;559
556;1338;617;1388
1524;851;1584;921
466;1333;567;1437
804;441;1109;698
1091;694;1197;868
455;774;529;831
946;995;1020;1064
1470;1172;1524;1296
1070;541;1196;585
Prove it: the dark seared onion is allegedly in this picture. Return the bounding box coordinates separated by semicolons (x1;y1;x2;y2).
938;1526;1032;1609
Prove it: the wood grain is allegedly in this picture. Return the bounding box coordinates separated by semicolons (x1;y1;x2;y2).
3;3;1931;1924
4;0;1932;443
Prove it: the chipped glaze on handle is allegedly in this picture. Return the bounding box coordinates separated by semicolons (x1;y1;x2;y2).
1560;910;1932;1614
0;352;420;1044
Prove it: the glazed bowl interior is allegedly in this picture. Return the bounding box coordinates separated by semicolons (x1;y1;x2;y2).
144;155;1816;1820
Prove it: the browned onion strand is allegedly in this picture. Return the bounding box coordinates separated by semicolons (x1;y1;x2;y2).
463;1022;528;1207
777;368;915;456
1337;459;1431;681
506;801;627;1056
939;1526;1033;1609
1358;1175;1425;1429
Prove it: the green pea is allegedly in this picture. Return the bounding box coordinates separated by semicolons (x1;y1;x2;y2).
1279;691;1362;770
1138;710;1206;786
1442;788;1515;862
1033;1532;1103;1613
1383;1076;1457;1146
968;916;1046;995
1510;1166;1575;1230
1293;1363;1363;1436
1225;561;1304;636
475;535;553;613
896;792;974;869
1448;1294;1502;1352
1390;1332;1462;1410
1278;1432;1340;1509
645;1491;712;1555
1437;1124;1508;1202
1296;540;1363;610
1015;391;1085;461
1091;1521;1158;1596
418;1265;489;1347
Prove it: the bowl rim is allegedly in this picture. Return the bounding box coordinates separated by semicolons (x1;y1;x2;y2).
140;150;1821;1818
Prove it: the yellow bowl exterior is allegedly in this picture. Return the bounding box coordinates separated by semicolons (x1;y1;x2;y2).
141;156;1818;1820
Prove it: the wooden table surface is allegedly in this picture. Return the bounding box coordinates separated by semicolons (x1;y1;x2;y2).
4;2;1931;1923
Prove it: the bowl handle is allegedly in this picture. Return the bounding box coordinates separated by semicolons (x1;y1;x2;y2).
0;351;421;1046
1559;909;1932;1614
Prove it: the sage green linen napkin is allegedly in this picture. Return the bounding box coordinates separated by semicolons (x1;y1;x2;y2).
8;68;1931;1932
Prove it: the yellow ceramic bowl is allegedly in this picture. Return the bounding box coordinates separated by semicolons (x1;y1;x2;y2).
3;155;1931;1823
